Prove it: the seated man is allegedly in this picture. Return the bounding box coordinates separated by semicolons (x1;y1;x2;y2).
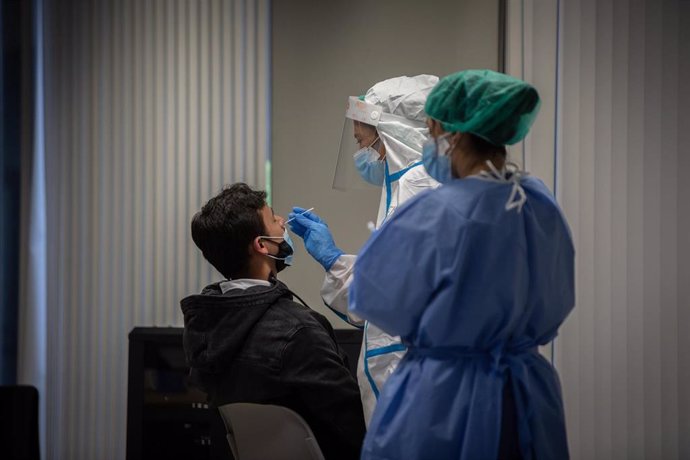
180;183;365;460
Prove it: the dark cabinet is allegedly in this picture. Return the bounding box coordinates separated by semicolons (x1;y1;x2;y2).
126;326;362;460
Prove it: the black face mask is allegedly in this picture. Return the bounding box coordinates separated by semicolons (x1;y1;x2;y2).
272;240;293;273
261;232;294;273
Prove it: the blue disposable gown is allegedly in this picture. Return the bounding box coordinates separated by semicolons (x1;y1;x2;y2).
350;175;575;460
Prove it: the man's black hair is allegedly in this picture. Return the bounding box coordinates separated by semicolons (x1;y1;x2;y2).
191;183;267;279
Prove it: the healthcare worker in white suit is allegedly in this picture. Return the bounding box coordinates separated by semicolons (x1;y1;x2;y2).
289;75;440;424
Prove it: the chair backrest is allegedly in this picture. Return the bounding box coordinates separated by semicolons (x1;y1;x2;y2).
0;385;40;460
217;403;325;460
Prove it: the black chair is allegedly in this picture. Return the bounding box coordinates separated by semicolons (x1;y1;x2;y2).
0;385;40;460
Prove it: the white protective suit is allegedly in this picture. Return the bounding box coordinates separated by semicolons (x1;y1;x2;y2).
325;75;440;424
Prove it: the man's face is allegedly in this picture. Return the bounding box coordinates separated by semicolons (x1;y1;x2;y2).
259;205;285;239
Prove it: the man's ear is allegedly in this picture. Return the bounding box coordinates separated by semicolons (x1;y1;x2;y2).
251;237;268;255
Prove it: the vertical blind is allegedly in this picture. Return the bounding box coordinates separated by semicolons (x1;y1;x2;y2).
37;1;270;458
504;0;560;363
510;0;690;458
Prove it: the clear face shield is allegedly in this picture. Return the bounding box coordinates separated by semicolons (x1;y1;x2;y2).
333;97;386;191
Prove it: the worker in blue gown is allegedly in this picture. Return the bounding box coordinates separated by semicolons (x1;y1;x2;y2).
349;69;575;460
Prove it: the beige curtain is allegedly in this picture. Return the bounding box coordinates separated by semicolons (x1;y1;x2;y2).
508;0;690;458
20;1;270;458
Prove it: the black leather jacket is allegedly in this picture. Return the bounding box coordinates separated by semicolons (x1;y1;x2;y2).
180;279;365;460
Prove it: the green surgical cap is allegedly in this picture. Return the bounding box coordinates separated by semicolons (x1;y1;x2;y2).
424;69;541;146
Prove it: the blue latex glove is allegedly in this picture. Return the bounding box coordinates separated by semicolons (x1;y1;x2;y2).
288;206;344;271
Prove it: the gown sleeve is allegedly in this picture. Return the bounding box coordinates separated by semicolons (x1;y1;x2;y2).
349;191;452;338
320;254;365;327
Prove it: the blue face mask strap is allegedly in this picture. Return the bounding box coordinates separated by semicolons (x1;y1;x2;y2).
384;161;424;215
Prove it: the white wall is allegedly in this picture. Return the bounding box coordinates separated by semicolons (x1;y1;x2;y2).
272;0;503;325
